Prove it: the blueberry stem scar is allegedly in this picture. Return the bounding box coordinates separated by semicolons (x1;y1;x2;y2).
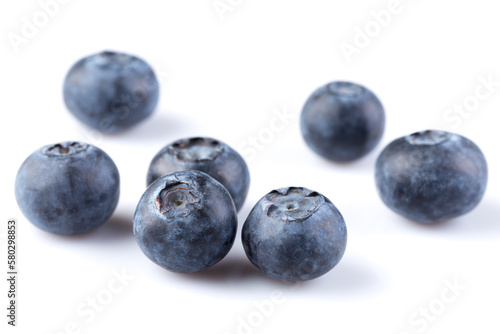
169;137;224;162
44;142;87;156
156;182;197;217
406;130;451;146
266;187;322;222
327;81;365;97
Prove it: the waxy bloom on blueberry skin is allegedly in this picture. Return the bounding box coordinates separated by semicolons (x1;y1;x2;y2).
15;142;120;235
147;137;250;212
134;170;238;274
242;187;347;282
375;130;488;223
300;81;385;162
63;51;159;133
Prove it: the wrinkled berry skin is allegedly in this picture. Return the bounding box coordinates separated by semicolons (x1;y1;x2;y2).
300;81;385;162
63;51;159;133
242;187;347;282
375;130;488;223
134;170;238;273
146;137;250;212
15;142;120;235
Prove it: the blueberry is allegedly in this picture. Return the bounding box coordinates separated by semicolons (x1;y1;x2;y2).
15;142;120;235
375;130;488;223
63;51;159;133
300;81;385;162
133;170;238;273
242;187;347;282
146;137;250;212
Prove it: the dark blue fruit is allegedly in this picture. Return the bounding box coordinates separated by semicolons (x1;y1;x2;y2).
63;51;159;133
375;130;488;223
134;170;238;273
15;141;120;235
146;137;250;212
300;81;385;162
242;187;347;282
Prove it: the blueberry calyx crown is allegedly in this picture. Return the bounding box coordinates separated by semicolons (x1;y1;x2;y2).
95;50;133;65
167;137;224;163
405;130;451;146
156;180;201;221
43;142;88;156
327;81;365;98
264;187;324;222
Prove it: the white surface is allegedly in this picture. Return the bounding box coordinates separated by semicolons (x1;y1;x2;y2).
1;1;499;333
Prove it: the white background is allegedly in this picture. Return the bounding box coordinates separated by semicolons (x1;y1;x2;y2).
1;0;500;333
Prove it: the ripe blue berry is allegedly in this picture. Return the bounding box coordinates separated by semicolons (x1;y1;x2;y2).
134;170;238;273
300;81;385;162
375;130;488;223
242;187;347;282
15;141;120;235
147;137;250;212
63;51;159;132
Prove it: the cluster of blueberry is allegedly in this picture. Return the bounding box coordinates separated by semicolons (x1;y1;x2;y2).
14;51;488;283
